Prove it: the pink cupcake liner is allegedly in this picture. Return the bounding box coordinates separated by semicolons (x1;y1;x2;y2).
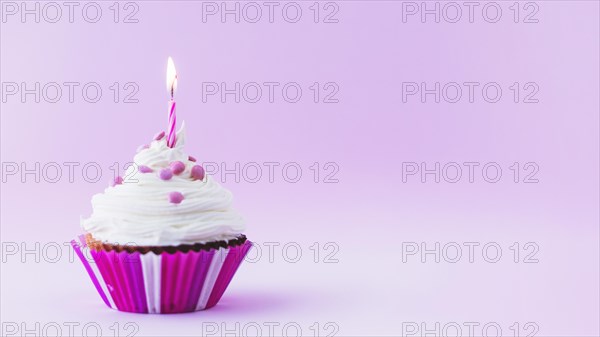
71;235;251;314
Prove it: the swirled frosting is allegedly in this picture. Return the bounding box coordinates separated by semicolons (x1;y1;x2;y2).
81;123;245;246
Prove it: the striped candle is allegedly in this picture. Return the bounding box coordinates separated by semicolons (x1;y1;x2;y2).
167;99;176;147
166;57;178;148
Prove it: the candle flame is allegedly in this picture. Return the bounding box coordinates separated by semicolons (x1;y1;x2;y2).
166;57;178;97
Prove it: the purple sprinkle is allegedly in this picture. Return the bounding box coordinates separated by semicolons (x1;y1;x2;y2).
191;165;205;181
159;168;173;180
188;155;197;162
168;191;184;204
170;161;185;175
138;165;153;173
154;131;165;141
111;176;123;186
136;144;150;153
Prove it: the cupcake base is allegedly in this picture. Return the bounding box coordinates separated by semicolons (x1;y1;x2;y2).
71;234;251;314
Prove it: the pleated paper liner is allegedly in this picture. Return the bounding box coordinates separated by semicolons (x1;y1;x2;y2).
71;234;251;313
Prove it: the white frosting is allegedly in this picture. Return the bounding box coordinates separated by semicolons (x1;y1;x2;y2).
81;122;245;246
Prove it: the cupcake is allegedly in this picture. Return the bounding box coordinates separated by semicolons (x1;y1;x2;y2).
71;124;251;313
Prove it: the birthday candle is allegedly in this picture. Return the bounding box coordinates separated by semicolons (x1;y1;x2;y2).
166;57;178;148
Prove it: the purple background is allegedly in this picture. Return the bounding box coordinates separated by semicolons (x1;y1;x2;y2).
1;1;599;336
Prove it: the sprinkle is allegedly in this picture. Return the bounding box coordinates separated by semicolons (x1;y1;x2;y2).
191;165;205;181
159;168;173;180
111;176;123;186
170;161;185;175
188;155;197;162
136;144;150;153
154;131;165;141
168;191;184;204
138;165;153;173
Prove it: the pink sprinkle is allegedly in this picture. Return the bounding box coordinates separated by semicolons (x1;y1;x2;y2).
112;176;123;186
188;156;197;162
159;168;173;180
137;144;150;153
154;131;165;141
138;165;153;173
170;161;185;175
191;165;205;181
168;191;184;204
